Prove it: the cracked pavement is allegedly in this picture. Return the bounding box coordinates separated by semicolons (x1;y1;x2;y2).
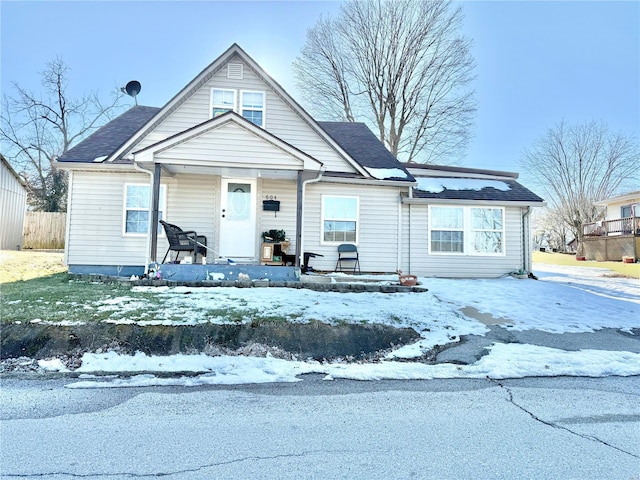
1;376;638;479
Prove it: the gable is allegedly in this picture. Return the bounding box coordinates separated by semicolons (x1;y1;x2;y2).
122;46;362;175
133;113;322;172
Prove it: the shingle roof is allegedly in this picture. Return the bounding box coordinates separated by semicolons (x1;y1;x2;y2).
318;122;414;182
412;177;544;203
57;106;160;162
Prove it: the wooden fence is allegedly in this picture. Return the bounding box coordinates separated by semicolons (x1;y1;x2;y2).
22;212;66;249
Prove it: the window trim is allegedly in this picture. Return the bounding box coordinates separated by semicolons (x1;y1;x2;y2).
123;183;167;237
209;88;266;127
428;205;505;256
210;88;237;118
239;90;266;128
321;195;360;245
429;206;465;255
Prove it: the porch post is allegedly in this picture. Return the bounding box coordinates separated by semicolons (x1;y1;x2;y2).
295;171;303;267
150;163;161;263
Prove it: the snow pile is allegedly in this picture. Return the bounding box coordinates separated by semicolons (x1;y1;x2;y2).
66;344;640;389
416;178;511;193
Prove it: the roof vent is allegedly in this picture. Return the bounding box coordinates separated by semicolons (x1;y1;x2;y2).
227;63;243;80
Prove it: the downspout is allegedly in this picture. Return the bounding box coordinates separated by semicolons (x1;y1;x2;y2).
296;168;325;268
134;161;155;274
522;206;532;273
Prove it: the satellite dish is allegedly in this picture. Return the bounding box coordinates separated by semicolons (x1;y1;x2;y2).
121;80;141;105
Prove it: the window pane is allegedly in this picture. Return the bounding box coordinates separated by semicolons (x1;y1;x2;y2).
324;197;357;220
471;231;502;254
242;110;263;126
126;210;148;233
126;185;149;209
472;208;503;230
431;207;463;229
242;92;263;108
213;90;234;107
213;107;231;117
431;231;463;252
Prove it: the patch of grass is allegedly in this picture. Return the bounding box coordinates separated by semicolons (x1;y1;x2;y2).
533;251;640;279
1;274;139;324
0;250;67;283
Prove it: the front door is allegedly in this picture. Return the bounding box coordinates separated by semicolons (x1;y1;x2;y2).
219;179;257;258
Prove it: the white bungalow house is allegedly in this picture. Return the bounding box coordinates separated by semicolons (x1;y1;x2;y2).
0;154;27;250
55;44;544;280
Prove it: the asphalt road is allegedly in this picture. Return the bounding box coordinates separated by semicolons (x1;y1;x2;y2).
1;375;638;479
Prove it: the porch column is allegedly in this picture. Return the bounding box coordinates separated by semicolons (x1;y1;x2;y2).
150;163;161;263
295;171;303;267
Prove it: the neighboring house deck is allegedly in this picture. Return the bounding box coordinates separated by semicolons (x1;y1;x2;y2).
582;191;640;262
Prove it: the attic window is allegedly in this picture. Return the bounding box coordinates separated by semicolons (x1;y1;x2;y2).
227;63;243;80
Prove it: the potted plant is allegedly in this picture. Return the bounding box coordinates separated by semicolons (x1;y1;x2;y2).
261;229;286;243
511;269;528;279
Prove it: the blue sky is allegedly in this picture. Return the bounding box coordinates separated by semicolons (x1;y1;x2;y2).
1;1;638;173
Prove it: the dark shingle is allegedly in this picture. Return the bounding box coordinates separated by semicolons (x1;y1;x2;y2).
318;122;414;181
57;106;160;162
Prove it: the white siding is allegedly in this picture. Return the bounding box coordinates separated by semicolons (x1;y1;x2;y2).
68;171;306;265
164;174;217;260
259;179;298;256
604;197;640;220
399;203;525;278
134;54;355;173
302;182;402;273
68;172;218;266
68;171;150;266
154;122;304;170
0;159;27;250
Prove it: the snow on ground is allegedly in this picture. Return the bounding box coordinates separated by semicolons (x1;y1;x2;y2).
55;262;640;388
65;344;640;389
427;263;639;333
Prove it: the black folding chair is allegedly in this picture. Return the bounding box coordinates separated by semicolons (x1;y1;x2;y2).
335;243;360;274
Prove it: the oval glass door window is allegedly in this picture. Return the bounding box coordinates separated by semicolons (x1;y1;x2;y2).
228;183;251;221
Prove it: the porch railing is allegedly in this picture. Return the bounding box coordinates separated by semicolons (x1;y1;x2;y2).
583;217;640;237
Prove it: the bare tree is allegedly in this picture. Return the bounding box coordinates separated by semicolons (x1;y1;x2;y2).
293;0;476;164
521;120;639;250
1;58;124;211
532;207;573;252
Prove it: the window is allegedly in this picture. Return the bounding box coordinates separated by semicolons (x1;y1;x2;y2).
429;206;504;255
622;205;632;218
211;89;236;117
430;207;464;253
210;88;265;127
124;184;166;235
323;196;358;243
240;91;265;127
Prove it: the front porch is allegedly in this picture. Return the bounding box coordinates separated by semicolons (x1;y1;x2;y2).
152;263;300;282
582;217;640;262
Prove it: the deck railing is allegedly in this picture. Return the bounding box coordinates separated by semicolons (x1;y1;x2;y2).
583;217;640;237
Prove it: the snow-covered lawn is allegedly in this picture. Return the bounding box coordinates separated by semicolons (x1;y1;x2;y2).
42;262;639;387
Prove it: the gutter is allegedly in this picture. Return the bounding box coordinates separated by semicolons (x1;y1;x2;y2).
133;162;155;274
297;168;325;267
402;197;545;208
522;206;532;273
